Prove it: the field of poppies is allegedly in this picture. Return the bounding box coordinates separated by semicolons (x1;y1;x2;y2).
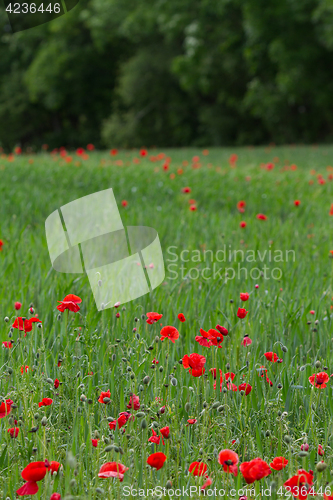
1;144;333;499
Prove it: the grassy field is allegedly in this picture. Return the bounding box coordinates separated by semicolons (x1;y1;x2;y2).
1;145;333;499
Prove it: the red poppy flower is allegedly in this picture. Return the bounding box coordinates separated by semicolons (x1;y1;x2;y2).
215;324;228;336
15;301;22;310
0;240;3;251
238;383;252;395
242;335;252;346
2;341;13;348
98;462;129;481
76;148;84;156
309;372;329;388
210;368;221;380
38;398;53;407
178;313;186;322
240;221;247;228
87;143;95;151
284;469;314;500
50;494;61;500
110;149;118;156
57;294;82;313
206;329;224;348
229;154;238;166
294;200;301;206
147;452;166;470
218;449;239;476
318;444;324;456
140;149;148;157
148;429;161;444
182;187;191;193
126;394;140;410
301;443;309;452
264;352;280;363
189;204;197;211
12;317;42;333
98;390;111;403
201;477;213;490
182;353;206;377
91;439;99;447
146;312;163;324
237;201;246;213
189;461;208;476
48;462;60;475
195;328;213;347
256;214;267;220
121;200;128;207
8;427;19;438
20;365;29;374
0;399;13;418
160;326;179;343
270;457;288;471
187;418;197;425
160;426;170;439
240;458;272;483
54;379;60;389
240;293;249;301
16;460;49;496
237;308;248;319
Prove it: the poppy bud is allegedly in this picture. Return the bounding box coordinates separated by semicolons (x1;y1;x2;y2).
122;358;127;363
277;383;283;389
171;378;177;386
29;307;34;314
159;366;163;372
148;345;154;350
96;487;105;495
185;403;191;412
32;447;38;453
103;397;110;404
46;378;53;384
8;331;12;338
315;360;321;368
199;448;203;454
218;405;225;412
141;314;145;320
300;366;305;371
284;435;292;444
80;394;87;402
203;401;207;408
7;367;12;374
127;366;132;372
166;481;173;489
41;416;48;426
152;421;159;429
155;336;160;343
34;413;40;420
139;385;144;392
136;412;145;418
70;479;77;489
4;317;9;322
277;410;282;416
222;387;228;394
226;363;230;370
140;418;147;429
212;401;220;409
281;345;288;352
135;317;138;322
230;299;233;303
316;461;327;472
57;314;62;321
299;451;308;457
240;390;245;396
143;376;150;385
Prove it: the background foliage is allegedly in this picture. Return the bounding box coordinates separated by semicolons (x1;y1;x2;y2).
2;0;333;149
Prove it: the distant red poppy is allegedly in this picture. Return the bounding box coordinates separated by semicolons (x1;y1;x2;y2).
178;313;186;322
189;461;208;476
98;462;129;481
0;399;13;418
256;214;267;220
87;144;95;151
242;335;252;346
240;458;271;483
284;469;314;500
91;439;99;447
50;494;61;500
229;154;238;166
76;148;84;156
38;398;53;408
54;379;60;389
238;383;252;395
237;308;248;319
318;444;324;456
309;372;329;388
237;201;246;213
187;418;197;425
98;390;111;403
218;449;239;476
126;394;140;410
240;293;249;301
121;200;128;207
15;301;22;310
160;326;179;343
182;187;191;193
160;426;170;439
57;294;82;313
309;310;315;315
140;149;148;157
146;312;163;324
8;427;19;438
147;452;166;470
215;324;228;336
2;341;13;348
148;429;160;445
270;457;288;471
182;353;206;377
12;317;42;334
189;204;197;211
240;221;247;228
294;200;301;206
264;352;280;363
0;240;3;251
110;149;118;156
195;328;212;347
